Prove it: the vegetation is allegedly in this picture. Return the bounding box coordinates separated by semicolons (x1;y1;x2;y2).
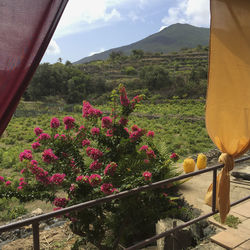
24;45;208;104
1;86;201;248
0;38;213;247
213;214;242;229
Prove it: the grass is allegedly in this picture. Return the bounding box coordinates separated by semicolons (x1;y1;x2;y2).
213;214;242;229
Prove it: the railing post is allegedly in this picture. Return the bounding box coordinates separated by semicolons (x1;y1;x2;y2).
212;169;217;212
32;222;40;250
172;220;177;250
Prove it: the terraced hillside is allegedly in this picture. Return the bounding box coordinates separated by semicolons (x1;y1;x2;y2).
75;47;208;100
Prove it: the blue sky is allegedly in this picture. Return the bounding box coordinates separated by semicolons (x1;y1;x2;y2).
42;0;210;64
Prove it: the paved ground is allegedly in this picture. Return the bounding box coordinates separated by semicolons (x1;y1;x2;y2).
179;156;250;250
210;201;250;249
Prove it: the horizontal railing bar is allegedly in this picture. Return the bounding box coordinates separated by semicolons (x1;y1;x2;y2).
0;155;249;234
126;195;250;250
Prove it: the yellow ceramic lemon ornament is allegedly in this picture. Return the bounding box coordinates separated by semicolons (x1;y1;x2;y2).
183;158;195;173
197;153;207;170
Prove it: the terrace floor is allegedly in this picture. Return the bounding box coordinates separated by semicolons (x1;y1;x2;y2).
179;155;250;250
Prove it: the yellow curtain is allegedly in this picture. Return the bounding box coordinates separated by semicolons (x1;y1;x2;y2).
205;0;250;223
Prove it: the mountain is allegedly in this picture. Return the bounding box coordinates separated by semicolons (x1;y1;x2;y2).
74;23;209;64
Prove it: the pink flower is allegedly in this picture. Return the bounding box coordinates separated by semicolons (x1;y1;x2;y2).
90;160;103;170
30;160;38;167
34;127;43;136
50;117;60;128
53;197;68;207
19;181;27;186
89;174;102;186
50;173;66;185
53;207;62;211
139;145;148;151
76;175;89;183
124;127;130;134
20;168;26;174
119;117;128;126
170;153;179;161
61;134;66;140
17;186;23;191
82;101;103;118
63;116;75;130
37;133;51;141
131;95;143;107
129;128;145;142
0;176;4;182
5;180;11;186
131;95;143;109
29;163;50;185
91;127;100;136
19;150;32;162
104;162;117;176
31;142;40;150
86;147;103;160
19;177;25;181
79;125;86;131
69;184;75;192
101;183;116;195
119;86;130;106
82;139;91;147
144;159;149;164
54;134;59;139
143;171;152;181
42;149;58;164
106;129;113;137
146;149;156;159
131;124;139;131
101;116;113;128
147;130;155;138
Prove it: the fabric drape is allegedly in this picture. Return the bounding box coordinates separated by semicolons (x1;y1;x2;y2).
205;0;250;223
0;0;68;136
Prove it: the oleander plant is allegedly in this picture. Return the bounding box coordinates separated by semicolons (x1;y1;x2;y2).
0;85;184;249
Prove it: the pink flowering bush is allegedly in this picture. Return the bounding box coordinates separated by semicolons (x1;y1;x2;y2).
12;85;182;249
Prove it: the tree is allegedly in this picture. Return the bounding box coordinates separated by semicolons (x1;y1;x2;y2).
65;60;72;66
139;65;172;90
66;74;90;103
108;51;124;62
131;49;144;59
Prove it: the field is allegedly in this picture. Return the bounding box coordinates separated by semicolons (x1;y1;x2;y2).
0;98;215;221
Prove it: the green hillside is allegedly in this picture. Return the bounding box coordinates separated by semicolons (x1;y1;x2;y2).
25;45;208;104
75;23;209;64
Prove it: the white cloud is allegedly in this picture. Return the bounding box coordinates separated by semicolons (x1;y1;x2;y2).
161;0;210;28
159;25;167;32
128;11;139;22
128;11;145;22
54;0;125;38
89;48;105;56
46;40;61;55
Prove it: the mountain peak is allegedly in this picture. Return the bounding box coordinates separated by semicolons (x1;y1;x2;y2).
74;23;209;64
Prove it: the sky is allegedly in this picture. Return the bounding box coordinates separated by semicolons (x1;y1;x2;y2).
42;0;210;64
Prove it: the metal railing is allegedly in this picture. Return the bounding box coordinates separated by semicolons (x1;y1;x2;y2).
0;156;249;249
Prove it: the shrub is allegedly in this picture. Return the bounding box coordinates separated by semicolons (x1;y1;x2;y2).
5;85;182;249
122;66;137;75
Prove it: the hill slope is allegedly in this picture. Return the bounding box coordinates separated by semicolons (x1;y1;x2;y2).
74;23;209;64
